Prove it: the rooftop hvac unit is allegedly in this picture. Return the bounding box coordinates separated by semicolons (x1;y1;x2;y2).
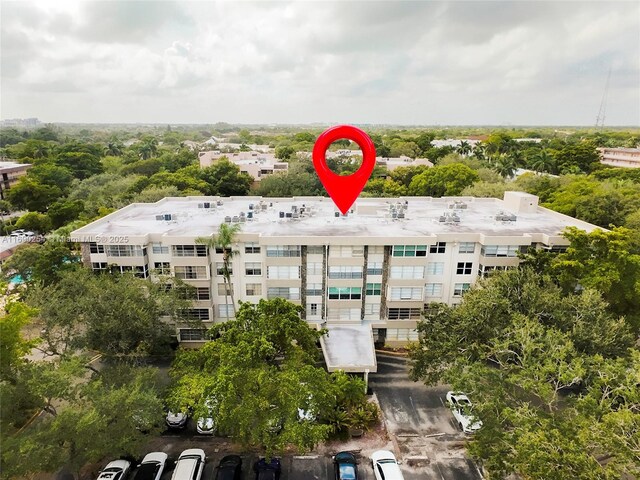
240;212;245;217
249;204;254;210
335;212;340;217
197;203;203;208
217;200;223;206
279;211;285;218
204;202;211;209
240;217;246;223
247;211;253;219
292;205;298;213
267;203;272;208
224;216;232;223
292;212;299;219
397;212;405;219
164;214;172;221
155;215;164;221
285;212;292;218
232;216;240;223
391;212;398;219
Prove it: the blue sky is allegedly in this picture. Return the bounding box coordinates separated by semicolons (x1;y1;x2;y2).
1;1;638;125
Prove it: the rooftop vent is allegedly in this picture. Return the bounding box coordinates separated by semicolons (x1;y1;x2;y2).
495;211;517;222
439;212;461;224
449;201;468;210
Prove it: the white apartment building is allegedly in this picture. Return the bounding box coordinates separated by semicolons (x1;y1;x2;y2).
198;151;288;182
598;147;640;168
70;192;599;371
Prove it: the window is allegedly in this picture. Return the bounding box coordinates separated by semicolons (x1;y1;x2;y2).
478;265;508;277
106;245;145;257
182;308;210;321
367;262;383;276
244;242;261;254
154;262;170;275
328;265;363;279
133;265;149;278
245;262;262;276
89;242;104;254
426;262;444;275
110;265;133;274
174;266;207;279
267;287;300;300
246;283;262;296
328;287;362;300
459;242;475;254
217;283;234;296
151;243;169;254
196;287;210;300
392;245;427;257
453;283;471;296
306;283;322;296
386;328;419;341
481;245;520;257
456;262;473;275
179;329;207;341
266;245;301;257
308;303;318;316
91;262;107;271
387;307;422;320
364;303;381;316
217;304;234;318
366;283;381;295
307;245;324;255
267;265;300;279
307;262;322;275
172;245;208;257
331;245;364;257
390;287;423;301
390;265;424;279
216;262;233;276
327;308;360;320
425;283;443;296
429;242;446;253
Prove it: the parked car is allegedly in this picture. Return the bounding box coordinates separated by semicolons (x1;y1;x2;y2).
171;449;206;480
166;409;189;429
133;452;168;480
197;397;217;435
96;459;132;480
215;455;242;480
370;450;404;480
253;457;281;480
10;229;33;237
445;391;483;434
334;451;358;480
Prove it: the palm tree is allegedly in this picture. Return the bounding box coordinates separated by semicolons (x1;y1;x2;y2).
530;150;555;174
105;141;123;156
196;223;241;321
508;149;524;168
456;140;472;156
472;143;486;162
493;155;517;179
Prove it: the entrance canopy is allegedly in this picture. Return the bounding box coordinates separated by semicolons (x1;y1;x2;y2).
320;325;377;373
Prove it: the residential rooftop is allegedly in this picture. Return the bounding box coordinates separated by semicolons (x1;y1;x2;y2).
70;192;599;243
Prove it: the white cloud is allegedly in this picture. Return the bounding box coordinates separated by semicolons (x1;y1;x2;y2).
1;0;638;125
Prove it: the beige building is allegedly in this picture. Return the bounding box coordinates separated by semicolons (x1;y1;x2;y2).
598;147;640;168
199;151;288;182
70;191;600;370
0;160;31;199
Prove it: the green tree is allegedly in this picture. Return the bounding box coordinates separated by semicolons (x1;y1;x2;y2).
0;302;38;382
275;145;296;160
29;163;74;192
530;149;556;174
47;199;85;229
28;269;191;358
196;223;241;319
408;163;479;196
2;240;77;287
493;154;517;179
6;177;62;212
15;212;52;233
168;299;367;456
55;151;104;180
200;159;252;196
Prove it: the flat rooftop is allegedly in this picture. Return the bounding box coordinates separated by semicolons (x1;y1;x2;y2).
0;160;31;170
70;193;599;241
321;325;377;373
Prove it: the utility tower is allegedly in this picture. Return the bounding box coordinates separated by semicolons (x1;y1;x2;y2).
595;68;611;129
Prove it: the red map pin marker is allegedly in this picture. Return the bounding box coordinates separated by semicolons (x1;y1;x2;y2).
313;125;376;214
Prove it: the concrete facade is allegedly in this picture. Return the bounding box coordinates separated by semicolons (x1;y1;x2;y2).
598;147;640;168
0;160;31;200
70;192;599;348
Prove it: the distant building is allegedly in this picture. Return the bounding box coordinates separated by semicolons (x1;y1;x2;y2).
0;118;41;128
0;160;31;199
376;156;433;171
198;151;288;182
598;147;640;169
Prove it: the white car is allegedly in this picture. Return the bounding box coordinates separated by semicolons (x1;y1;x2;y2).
171;449;206;480
371;450;404;480
445;391;483;433
166;410;189;429
133;452;168;480
96;459;131;480
196;398;217;435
